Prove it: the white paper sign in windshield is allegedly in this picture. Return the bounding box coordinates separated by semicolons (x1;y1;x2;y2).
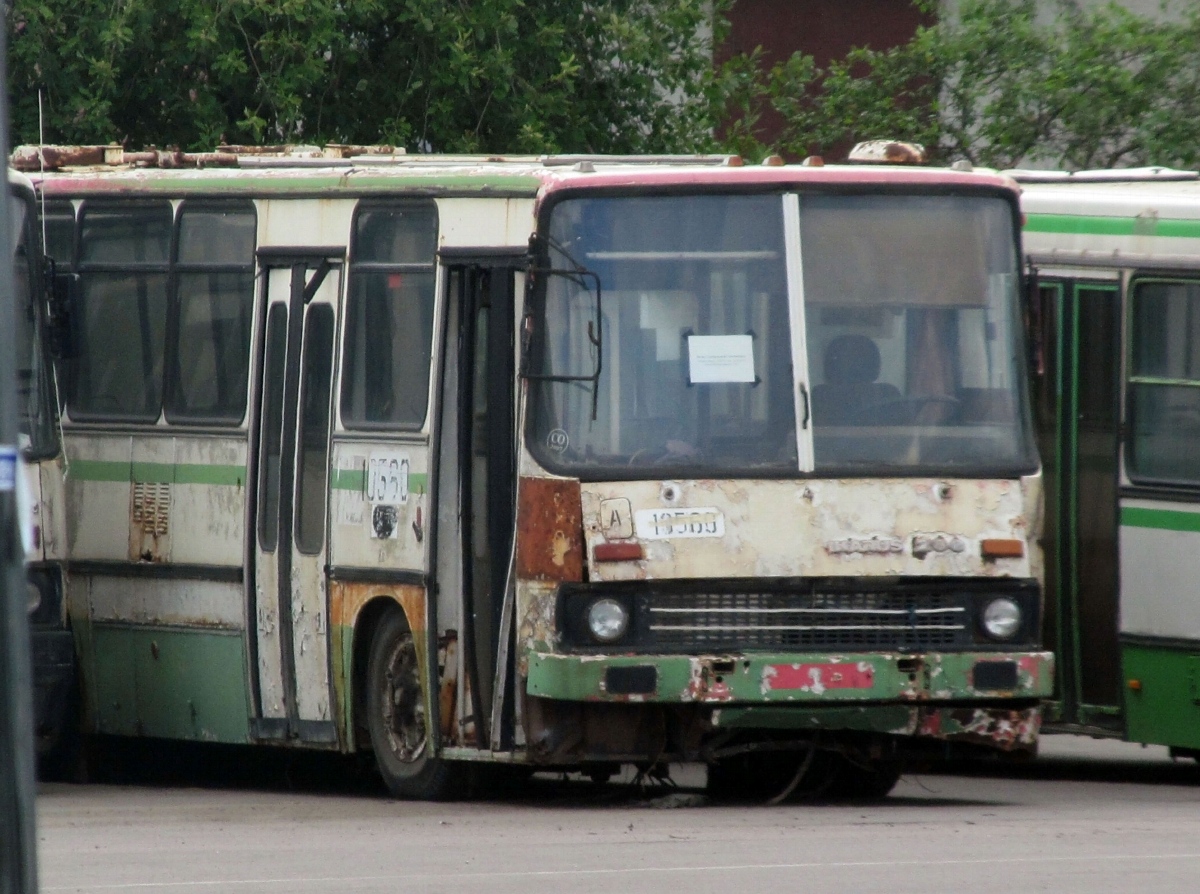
687;334;755;383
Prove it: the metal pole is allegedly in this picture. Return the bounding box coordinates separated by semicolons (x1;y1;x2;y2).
0;11;41;892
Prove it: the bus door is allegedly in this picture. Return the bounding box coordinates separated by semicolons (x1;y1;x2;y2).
1037;277;1123;731
436;253;519;750
251;249;343;744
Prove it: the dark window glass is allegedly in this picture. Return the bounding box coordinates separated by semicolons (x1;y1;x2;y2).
81;206;171;263
72;202;172;421
530;193;1031;478
340;203;437;429
1129;279;1200;484
74;271;169;419
257;305;288;553
178;209;256;264
13;192;58;457
42;200;75;269
166;205;256;423
295;305;335;554
352;206;437;263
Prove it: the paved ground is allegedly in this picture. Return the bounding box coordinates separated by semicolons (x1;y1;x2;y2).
35;736;1200;894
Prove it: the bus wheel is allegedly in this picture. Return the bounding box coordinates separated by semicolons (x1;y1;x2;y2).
827;755;902;801
708;746;838;803
366;609;459;800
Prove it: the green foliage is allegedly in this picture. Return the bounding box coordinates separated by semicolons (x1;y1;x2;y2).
8;0;737;153
744;0;1200;170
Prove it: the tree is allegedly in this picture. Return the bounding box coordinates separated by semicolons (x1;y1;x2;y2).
7;0;737;154
741;0;1200;170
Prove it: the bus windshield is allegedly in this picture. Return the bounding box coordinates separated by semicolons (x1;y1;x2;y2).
12;190;59;458
529;191;1035;478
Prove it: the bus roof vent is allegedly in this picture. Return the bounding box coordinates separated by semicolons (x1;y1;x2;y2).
847;140;926;164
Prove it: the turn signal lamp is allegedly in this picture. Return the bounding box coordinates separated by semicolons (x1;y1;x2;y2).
981;538;1025;559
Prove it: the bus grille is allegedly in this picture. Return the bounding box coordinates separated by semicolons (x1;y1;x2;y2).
646;589;969;651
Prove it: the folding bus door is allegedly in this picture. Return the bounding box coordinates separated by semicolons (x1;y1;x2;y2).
1036;277;1122;732
434;255;519;752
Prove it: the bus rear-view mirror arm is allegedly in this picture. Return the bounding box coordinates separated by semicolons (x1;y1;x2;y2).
520;266;603;420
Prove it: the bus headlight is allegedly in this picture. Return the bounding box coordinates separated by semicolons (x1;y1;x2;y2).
587;598;630;644
26;582;41;615
981;597;1022;640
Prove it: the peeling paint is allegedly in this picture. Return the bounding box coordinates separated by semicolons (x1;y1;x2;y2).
579;476;1041;582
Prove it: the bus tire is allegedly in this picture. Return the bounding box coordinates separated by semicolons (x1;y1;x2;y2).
828;756;902;801
366;608;460;801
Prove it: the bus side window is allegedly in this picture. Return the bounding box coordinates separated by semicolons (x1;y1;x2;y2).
341;202;438;430
165;204;257;424
1128;278;1200;485
72;202;172;421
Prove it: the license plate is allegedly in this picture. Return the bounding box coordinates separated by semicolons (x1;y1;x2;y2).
634;507;724;539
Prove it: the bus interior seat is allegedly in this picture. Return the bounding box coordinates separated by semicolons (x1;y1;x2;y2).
811;334;901;425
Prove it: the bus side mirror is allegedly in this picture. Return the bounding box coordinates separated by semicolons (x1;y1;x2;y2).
46;265;81;360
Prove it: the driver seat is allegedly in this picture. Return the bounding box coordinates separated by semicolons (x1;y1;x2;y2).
812;334;901;425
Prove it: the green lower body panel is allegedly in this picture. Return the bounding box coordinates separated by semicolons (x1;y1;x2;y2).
90;625;251;744
526;650;1054;704
1122;642;1200;750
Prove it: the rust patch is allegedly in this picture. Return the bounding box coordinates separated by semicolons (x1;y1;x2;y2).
129;481;170;562
682;658;736;702
330;580;426;634
916;705;1040;752
516;476;583;581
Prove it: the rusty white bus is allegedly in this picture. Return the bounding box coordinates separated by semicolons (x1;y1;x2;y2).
9;170;74;770
1018;168;1200;758
18;145;1051;800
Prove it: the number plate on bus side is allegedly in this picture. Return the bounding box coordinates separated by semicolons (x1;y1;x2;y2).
366;451;410;505
634;507;725;539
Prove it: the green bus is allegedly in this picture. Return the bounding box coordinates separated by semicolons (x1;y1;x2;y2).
1020;167;1200;757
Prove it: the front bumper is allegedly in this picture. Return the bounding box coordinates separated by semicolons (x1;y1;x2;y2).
527;649;1054;705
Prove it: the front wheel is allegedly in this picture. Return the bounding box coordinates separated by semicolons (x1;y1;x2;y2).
826;755;903;800
366;608;460;800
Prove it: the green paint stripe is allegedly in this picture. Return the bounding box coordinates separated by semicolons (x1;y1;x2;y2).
330;468;364;491
1026;213;1200;239
130;462;176;483
68;459;131;482
173;465;246;486
69;459;245;486
330;468;427;494
1121;506;1200;533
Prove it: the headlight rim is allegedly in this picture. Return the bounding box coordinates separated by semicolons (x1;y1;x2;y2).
980;596;1023;642
586;596;631;645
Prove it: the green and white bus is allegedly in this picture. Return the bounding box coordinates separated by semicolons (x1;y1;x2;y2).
1019;168;1200;756
20;145;1052;799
